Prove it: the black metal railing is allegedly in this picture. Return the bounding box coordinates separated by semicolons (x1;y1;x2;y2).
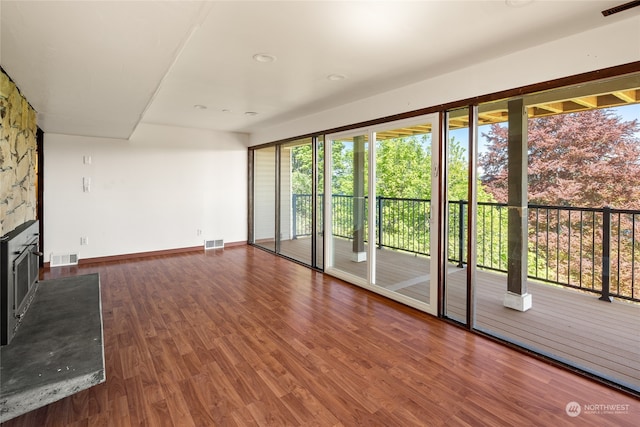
292;194;640;302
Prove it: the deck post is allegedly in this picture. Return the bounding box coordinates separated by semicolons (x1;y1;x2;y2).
504;98;532;312
377;196;383;249
599;206;613;302
458;201;465;268
352;135;366;262
292;194;298;240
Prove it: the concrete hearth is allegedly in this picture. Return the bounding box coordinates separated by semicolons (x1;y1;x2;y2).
0;274;105;422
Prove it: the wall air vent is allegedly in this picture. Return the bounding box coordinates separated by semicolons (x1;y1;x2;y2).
204;239;224;250
50;253;79;267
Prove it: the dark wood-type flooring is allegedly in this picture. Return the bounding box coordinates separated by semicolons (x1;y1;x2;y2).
279;237;640;390
4;245;638;426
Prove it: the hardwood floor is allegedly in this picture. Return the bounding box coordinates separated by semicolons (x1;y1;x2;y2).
279;237;640;391
4;245;638;426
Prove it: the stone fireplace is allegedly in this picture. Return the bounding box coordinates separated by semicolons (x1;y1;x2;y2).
1;68;38;239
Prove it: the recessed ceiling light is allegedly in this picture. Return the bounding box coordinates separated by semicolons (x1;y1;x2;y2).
327;74;347;81
253;53;276;63
244;111;258;116
193;104;207;110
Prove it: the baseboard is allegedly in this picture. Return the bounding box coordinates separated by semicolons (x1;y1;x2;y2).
42;241;247;268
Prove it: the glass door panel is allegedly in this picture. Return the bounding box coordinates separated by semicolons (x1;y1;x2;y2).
444;108;471;324
253;146;276;251
473;80;640;392
315;136;325;270
325;133;369;284
279;138;313;265
372;115;438;314
325;113;439;316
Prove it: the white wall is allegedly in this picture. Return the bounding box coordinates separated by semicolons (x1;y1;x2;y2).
43;124;248;260
250;14;640;146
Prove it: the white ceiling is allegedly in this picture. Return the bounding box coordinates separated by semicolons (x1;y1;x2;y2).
1;0;637;140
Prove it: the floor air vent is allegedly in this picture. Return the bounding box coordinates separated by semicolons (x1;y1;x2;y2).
204;239;224;250
50;253;79;267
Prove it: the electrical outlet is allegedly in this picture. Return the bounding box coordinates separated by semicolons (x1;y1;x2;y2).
197;229;202;236
80;237;88;245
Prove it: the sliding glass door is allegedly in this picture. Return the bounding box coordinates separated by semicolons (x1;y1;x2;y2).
443;107;474;325
324;132;370;284
253;146;276;251
251;138;324;270
325;114;440;315
250;72;640;393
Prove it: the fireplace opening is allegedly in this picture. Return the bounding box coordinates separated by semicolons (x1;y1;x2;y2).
1;220;42;346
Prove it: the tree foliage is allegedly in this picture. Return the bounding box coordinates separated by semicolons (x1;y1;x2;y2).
479;107;640;298
291;133;488;202
376;135;431;198
480;109;640;209
290;141;352;195
291;144;313;194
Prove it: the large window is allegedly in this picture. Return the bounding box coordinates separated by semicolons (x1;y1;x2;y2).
443;107;473;325
323;114;441;315
251;138;324;270
250;69;640;393
472;73;640;392
253;146;276;252
278;138;324;267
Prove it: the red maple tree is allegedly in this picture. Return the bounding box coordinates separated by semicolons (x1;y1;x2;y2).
480;108;640;209
479;108;640;299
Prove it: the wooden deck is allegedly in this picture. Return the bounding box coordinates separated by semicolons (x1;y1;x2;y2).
278;237;640;392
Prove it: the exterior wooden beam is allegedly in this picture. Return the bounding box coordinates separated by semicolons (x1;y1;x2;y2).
505;98;532;312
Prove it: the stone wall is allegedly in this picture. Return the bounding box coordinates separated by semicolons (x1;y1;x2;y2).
0;70;38;237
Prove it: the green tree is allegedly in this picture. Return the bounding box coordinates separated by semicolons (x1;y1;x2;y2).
376;135;431;198
331;140;357;195
291;144;313;194
447;137;495;203
291;139;356;195
291;133;500;263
